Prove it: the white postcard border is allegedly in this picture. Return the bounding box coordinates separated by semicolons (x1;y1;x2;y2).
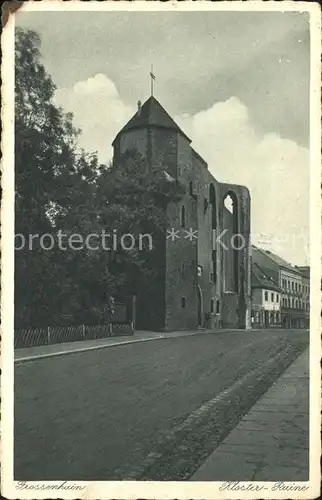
1;1;321;499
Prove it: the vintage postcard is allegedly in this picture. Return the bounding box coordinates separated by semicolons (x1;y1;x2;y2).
1;1;321;498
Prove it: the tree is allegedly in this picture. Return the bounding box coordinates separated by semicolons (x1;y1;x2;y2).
14;28;185;329
14;28;102;327
94;149;185;312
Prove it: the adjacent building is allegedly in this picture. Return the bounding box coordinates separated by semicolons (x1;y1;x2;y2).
251;261;281;328
252;246;310;329
112;95;251;331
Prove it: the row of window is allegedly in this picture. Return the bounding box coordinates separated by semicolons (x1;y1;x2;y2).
281;297;310;310
264;291;279;303
281;279;309;294
182;293;309;311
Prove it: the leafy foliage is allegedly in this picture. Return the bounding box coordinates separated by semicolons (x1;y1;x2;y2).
14;28;184;328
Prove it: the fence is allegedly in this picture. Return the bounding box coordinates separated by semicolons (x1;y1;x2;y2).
14;322;134;349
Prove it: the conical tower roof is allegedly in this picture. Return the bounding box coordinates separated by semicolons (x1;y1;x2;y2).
113;96;190;144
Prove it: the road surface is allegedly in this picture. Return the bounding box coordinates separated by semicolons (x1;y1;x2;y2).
14;328;308;480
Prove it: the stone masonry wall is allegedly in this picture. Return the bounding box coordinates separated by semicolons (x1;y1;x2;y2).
119;129;148;159
112;115;251;331
219;183;251;329
191;151;220;328
150;128;178;178
164;133;198;330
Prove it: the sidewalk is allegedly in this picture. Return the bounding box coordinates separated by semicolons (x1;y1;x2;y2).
191;348;309;481
14;328;221;363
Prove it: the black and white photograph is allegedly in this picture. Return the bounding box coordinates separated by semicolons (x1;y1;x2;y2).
1;1;321;499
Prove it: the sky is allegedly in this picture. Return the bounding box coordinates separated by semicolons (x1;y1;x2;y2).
16;9;310;265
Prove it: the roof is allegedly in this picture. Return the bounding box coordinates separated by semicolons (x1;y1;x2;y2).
252;245;302;275
251;246;279;281
113;96;190;144
295;266;310;278
251;262;281;292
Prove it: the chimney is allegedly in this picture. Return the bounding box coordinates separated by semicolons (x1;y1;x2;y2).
137;100;142;116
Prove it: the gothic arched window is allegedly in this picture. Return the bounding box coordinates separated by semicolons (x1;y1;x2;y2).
223;191;238;293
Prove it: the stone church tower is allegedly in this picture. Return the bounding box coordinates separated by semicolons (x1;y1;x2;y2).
112;96;251;331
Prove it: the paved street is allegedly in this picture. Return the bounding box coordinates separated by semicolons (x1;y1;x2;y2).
14;329;308;481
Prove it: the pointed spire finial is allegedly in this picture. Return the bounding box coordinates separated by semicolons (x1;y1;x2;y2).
150;64;155;97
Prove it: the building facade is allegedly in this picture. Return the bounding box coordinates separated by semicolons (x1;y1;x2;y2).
251;262;281;328
252;246;310;329
280;266;310;328
112;96;251;331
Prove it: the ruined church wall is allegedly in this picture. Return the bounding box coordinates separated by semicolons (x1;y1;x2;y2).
164;133;198;330
219;183;251;329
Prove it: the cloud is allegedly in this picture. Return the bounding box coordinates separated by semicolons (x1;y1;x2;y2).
176;98;309;265
54;74;134;163
73;73;118;97
54;74;309;265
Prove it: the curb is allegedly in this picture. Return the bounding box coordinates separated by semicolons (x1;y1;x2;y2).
14;328;296;364
15;330;209;364
15;336;167;364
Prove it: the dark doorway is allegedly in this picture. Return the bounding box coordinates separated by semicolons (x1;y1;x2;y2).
264;310;269;327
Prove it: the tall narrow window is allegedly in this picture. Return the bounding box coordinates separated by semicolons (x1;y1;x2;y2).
209;185;217;228
224;194;234;213
210;184;217;284
210;298;215;314
180;204;186;228
223;191;238;293
189;180;197;199
181;297;186;308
